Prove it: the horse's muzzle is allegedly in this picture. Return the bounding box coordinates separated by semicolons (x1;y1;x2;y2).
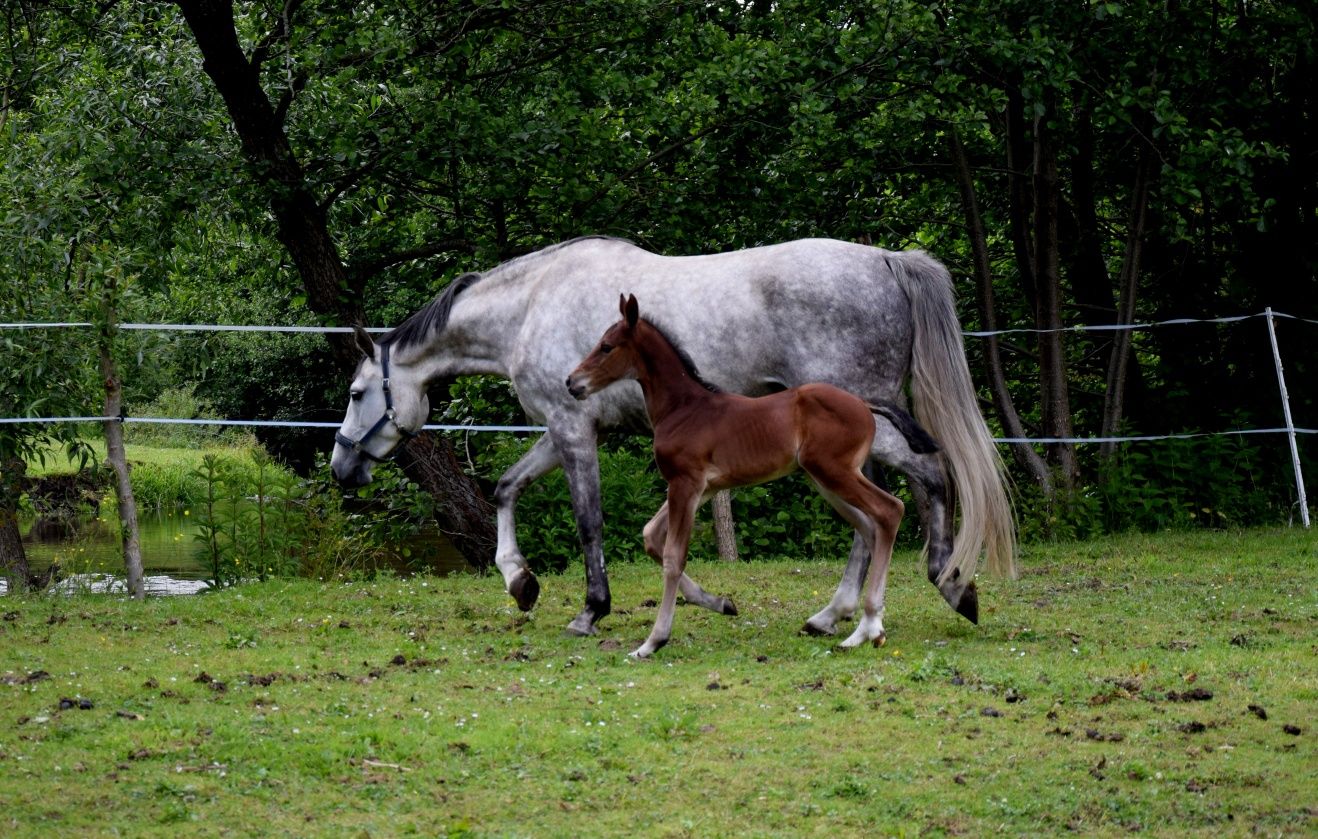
331;460;372;489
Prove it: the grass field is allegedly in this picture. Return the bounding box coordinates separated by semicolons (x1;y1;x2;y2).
0;528;1313;837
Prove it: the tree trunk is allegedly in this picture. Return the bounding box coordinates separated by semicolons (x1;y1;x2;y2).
0;457;31;594
1100;147;1155;457
1005;83;1039;317
394;435;496;571
1030;106;1078;486
98;276;145;600
947;124;1052;492
102;386;146;600
711;490;738;561
176;0;498;566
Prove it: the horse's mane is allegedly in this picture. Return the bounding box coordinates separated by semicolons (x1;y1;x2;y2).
484;235;633;279
642;317;722;393
380;272;482;350
382;238;633;351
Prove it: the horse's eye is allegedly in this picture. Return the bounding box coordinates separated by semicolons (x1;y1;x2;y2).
600;344;613;355
350;391;363;402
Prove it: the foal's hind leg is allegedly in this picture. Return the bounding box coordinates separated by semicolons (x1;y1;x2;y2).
803;460;881;636
807;471;903;649
869;415;977;624
643;503;738;617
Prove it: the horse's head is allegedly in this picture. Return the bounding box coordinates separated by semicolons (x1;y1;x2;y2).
567;293;642;400
331;325;430;487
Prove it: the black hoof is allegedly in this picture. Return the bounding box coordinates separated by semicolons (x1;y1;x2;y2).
800;621;833;637
721;598;739;617
509;571;540;612
956;582;979;625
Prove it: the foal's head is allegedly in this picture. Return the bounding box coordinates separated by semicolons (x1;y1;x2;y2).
566;294;644;400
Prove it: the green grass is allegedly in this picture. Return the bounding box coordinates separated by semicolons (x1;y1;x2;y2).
0;528;1314;837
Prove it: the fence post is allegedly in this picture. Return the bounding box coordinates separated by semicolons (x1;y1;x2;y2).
1265;307;1310;527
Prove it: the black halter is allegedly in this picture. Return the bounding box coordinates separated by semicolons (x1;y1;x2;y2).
334;343;418;463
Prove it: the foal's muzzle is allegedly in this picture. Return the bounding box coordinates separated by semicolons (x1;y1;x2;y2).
566;375;589;401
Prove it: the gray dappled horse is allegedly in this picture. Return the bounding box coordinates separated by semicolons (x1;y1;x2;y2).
331;236;1016;638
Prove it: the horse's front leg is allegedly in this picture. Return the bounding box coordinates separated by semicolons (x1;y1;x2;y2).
549;424;610;636
633;479;703;658
643;500;738;617
492;434;562;611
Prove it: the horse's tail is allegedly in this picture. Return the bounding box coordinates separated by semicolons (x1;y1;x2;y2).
886;250;1018;581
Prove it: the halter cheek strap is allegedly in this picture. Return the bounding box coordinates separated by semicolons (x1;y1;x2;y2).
334;343;419;463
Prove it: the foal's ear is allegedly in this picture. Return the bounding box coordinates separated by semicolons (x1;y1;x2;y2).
623;294;639;329
352;325;377;361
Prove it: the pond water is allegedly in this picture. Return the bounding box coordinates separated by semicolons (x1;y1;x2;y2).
5;509;472;596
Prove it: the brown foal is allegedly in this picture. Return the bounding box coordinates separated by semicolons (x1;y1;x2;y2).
567;294;939;658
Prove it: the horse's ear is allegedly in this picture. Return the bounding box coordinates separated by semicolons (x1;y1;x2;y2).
624;294;639;329
352;325;376;360
618;293;628;319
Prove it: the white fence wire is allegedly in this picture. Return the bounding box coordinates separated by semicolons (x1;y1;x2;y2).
3;310;1312;522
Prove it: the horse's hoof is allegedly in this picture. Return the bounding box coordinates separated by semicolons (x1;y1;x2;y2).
955;582;979;625
721;598;739;617
508;570;540;612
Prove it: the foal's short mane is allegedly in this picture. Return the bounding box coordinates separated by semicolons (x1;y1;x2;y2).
642;317;722;393
380;272;481;350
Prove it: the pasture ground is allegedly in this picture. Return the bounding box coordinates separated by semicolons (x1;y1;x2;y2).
0;528;1313;837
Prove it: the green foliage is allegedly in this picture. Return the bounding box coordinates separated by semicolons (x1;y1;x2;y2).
125;384;252;449
4;0;1315;571
1011;431;1297;542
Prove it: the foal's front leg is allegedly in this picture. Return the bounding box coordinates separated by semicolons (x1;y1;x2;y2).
643;502;738;617
633;480;702;658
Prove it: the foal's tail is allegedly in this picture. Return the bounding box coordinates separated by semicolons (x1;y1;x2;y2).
886;251;1018;582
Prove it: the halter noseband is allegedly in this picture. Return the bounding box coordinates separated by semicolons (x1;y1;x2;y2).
334;342;419;463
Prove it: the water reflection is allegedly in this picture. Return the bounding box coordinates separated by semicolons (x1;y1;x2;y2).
10;508;471;596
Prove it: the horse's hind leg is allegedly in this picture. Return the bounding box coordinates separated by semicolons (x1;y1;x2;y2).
802;460;881;636
643;502;738;617
492;434;561;611
870;414;976;624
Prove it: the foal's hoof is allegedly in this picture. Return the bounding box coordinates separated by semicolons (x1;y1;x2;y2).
720;597;739;617
837;632;886;651
508;570;540;612
800;619;836;637
564;613;600;637
954;582;979;625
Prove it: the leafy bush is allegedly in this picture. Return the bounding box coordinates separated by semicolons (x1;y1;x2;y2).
125;384;253;449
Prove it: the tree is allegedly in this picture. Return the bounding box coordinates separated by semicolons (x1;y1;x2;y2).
172;0;498;565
